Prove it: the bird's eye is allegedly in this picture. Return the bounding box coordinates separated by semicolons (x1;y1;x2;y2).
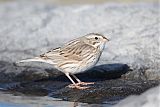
95;37;98;40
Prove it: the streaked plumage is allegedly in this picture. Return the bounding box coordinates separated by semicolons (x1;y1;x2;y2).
17;33;109;89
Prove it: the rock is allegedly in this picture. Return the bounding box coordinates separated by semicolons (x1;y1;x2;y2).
0;1;159;80
114;85;160;107
0;61;129;82
51;80;159;103
6;78;159;104
0;1;159;105
0;61;62;83
122;69;160;81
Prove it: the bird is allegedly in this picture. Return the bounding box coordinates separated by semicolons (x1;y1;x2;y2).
17;33;109;89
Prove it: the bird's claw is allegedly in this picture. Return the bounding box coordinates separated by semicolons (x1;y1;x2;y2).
77;82;94;85
67;82;94;89
68;84;89;90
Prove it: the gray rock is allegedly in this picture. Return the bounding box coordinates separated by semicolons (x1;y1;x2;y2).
0;61;129;82
0;61;62;82
0;1;159;80
114;85;160;107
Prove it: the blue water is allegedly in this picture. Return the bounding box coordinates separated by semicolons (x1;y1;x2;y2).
0;102;30;107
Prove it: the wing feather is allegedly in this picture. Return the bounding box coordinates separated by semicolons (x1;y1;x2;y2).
39;40;96;62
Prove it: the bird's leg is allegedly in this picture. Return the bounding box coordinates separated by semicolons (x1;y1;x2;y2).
71;74;94;85
71;74;81;83
65;73;76;84
65;73;89;89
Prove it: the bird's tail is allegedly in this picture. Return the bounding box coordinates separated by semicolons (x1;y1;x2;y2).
16;57;54;65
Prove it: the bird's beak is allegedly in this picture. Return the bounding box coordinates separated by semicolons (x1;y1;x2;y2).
103;36;110;42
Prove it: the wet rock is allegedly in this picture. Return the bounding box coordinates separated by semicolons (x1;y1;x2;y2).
4;78;159;104
51;80;159;103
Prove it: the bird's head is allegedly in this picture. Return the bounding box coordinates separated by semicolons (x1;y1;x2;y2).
82;33;109;51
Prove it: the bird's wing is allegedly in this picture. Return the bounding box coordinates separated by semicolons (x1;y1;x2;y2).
40;47;61;59
61;40;97;60
40;41;96;62
17;40;96;67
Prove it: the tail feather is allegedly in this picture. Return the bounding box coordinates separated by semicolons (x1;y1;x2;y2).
16;57;55;65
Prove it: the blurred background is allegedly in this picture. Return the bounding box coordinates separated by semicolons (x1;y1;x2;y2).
0;0;158;5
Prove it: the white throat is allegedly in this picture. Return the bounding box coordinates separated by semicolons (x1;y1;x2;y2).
99;42;106;52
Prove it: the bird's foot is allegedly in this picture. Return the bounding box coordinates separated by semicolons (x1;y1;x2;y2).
68;84;89;90
67;82;94;89
77;82;94;85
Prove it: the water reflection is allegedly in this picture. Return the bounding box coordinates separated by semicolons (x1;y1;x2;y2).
0;91;77;107
0;91;112;107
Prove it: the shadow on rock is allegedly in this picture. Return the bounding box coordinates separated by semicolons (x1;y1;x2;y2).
0;60;159;104
0;60;130;93
34;63;130;83
79;63;130;81
0;60;130;83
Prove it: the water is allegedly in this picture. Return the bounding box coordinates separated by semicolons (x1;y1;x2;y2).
0;91;114;107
